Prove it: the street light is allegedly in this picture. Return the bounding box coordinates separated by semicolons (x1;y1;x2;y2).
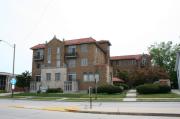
0;40;16;98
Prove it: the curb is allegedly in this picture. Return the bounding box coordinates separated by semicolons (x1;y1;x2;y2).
1;98;180;102
73;110;180;117
9;105;180;117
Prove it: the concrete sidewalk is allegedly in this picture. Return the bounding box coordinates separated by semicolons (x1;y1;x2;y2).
123;89;136;101
10;102;180;117
172;90;180;95
0;93;12;96
0;92;21;96
76;106;180;117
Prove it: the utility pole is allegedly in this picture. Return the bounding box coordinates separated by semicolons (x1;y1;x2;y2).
12;44;16;98
0;40;16;98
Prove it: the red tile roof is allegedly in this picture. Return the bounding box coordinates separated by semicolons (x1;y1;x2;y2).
31;44;45;50
110;54;142;60
65;37;96;45
31;37;97;50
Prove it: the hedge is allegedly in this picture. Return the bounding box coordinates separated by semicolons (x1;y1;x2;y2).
136;84;171;94
96;84;123;94
46;88;63;93
114;83;129;90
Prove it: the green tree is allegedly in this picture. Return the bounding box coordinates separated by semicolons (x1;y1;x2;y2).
148;41;180;88
129;67;169;87
16;71;31;92
117;70;129;82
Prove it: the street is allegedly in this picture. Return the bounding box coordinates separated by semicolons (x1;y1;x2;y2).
0;99;180;119
0;107;179;119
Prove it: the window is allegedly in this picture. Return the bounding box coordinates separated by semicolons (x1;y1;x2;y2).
81;58;88;66
81;44;88;52
34;49;44;60
118;61;121;66
83;73;88;82
56;47;61;67
36;63;41;69
113;61;116;65
47;47;51;64
57;47;60;54
67;59;76;68
55;73;61;80
68;45;76;53
56;60;60;67
46;73;51;80
94;73;99;82
68;73;76;81
89;73;94;81
83;73;99;82
141;58;147;66
56;47;61;60
35;75;41;82
34;49;44;56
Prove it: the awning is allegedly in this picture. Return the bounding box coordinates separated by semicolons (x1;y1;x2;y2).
112;77;124;82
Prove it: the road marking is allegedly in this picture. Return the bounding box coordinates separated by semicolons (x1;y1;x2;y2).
9;105;79;112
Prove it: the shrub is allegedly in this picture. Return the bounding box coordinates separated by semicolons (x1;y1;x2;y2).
0;90;6;93
136;84;171;94
158;85;171;93
37;90;41;94
46;88;63;93
97;84;123;94
114;83;129;90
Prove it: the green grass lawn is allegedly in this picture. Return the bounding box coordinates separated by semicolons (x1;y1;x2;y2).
14;92;126;98
0;90;6;93
137;93;180;98
9;92;126;101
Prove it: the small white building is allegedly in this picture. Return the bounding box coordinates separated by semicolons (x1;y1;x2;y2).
0;72;12;92
175;52;180;90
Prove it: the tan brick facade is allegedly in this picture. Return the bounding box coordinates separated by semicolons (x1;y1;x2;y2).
30;37;112;92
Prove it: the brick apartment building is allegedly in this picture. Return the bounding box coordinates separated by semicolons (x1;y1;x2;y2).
110;54;151;75
30;36;112;92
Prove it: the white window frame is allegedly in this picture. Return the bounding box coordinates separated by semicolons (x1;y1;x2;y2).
55;73;61;80
81;58;88;66
94;73;99;82
68;73;76;81
35;75;41;82
47;47;51;64
89;73;94;81
56;60;61;67
67;59;76;68
68;45;76;53
56;47;61;60
46;73;51;80
83;73;88;82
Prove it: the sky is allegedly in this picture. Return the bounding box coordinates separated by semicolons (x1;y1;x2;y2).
0;0;180;74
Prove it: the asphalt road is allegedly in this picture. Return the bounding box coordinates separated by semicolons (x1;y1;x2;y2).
0;99;180;119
